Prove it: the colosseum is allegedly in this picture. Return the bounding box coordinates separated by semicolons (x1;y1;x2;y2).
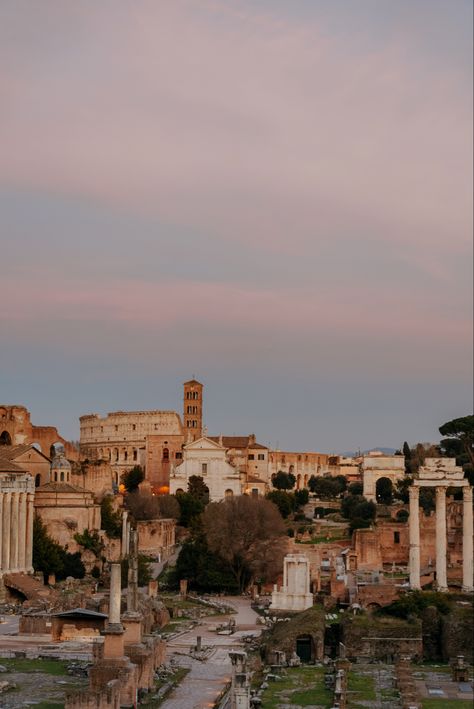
79;379;203;491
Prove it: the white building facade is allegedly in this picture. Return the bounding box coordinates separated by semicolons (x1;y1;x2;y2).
169;437;242;502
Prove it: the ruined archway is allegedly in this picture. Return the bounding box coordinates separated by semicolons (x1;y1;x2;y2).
376;476;393;504
0;430;12;446
295;635;314;663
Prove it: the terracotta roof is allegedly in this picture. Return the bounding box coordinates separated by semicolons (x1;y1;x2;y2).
0;444;51;462
209;436;268;450
36;482;85;493
0;458;25;473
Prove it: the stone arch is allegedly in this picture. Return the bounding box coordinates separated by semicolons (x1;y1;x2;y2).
303;474;308;487
35;473;41;487
0;430;12;445
31;441;42;452
112;447;119;462
375;476;393;504
296;473;301;489
50;441;64;458
225;489;234;498
176;488;184;495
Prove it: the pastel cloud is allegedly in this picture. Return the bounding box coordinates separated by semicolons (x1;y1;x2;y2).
0;1;471;449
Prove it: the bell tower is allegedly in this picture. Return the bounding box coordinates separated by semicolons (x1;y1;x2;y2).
183;379;203;442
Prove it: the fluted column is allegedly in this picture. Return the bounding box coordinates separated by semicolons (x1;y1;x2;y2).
18;493;27;571
25;493;34;573
435;486;448;591
10;493;20;572
2;494;11;574
462;486;473;592
409;486;421;590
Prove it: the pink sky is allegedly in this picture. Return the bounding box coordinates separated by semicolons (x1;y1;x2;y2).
0;0;472;449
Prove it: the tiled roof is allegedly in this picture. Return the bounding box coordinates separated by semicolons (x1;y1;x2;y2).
36;482;85;493
0;458;25;473
0;444;51;462
209;436;268;450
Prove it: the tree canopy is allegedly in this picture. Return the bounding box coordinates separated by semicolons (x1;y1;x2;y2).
121;465;145;492
308;474;347;499
439;415;474;466
203;495;286;591
100;496;122;538
271;471;296;490
33;517;85;582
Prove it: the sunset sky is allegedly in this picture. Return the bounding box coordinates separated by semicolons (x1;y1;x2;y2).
1;0;472;451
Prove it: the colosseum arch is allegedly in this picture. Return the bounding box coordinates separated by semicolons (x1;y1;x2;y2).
0;430;12;446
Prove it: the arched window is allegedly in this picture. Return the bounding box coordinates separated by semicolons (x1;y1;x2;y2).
35;474;41;487
60;471;65;482
225;489;233;498
163;448;169;460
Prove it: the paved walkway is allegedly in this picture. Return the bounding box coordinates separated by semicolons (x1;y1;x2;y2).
161;596;260;709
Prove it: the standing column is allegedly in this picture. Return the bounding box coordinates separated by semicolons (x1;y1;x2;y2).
0;492;3;572
462;486;473;593
2;494;11;574
25;493;34;573
435;486;448;592
121;510;129;558
18;493;27;571
9;493;20;572
108;563;122;628
409;486;421;590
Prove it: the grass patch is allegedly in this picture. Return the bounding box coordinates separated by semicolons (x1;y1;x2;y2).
28;704;64;709
347;671;376;703
260;666;332;708
3;658;69;676
422;701;473;709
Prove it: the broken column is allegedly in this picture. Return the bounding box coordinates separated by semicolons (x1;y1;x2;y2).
229;650;250;709
122;529;142;645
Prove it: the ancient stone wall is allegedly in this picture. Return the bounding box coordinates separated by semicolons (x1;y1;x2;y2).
136;518;176;559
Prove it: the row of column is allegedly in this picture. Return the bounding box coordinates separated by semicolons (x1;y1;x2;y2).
0;492;34;574
409;485;473;592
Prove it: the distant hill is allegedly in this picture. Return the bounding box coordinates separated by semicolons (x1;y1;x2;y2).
341;447;398;457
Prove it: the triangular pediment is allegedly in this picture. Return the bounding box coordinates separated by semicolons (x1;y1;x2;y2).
184;436;225;451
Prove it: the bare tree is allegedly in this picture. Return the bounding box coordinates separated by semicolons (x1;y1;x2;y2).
203;495;287;591
126;491;160;520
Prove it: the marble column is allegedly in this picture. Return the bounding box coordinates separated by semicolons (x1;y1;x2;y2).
435;486;448;592
10;493;20;572
18;493;27;571
108;563;122;628
409;486;421;590
2;494;11;574
462;486;473;593
25;493;34;573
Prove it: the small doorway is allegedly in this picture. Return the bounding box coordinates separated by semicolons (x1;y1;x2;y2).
296;635;313;663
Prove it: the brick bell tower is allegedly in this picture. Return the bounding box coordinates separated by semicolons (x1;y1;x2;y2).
183;379;203;442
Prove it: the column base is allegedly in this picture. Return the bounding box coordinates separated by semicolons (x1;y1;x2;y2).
409;583;421;591
436;585;448;593
461;586;474;594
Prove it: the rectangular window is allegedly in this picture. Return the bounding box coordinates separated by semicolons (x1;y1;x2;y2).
251;488;259;498
394;531;400;544
202;463;208;475
258;454;265;460
175;451;182;459
248;454;255;460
